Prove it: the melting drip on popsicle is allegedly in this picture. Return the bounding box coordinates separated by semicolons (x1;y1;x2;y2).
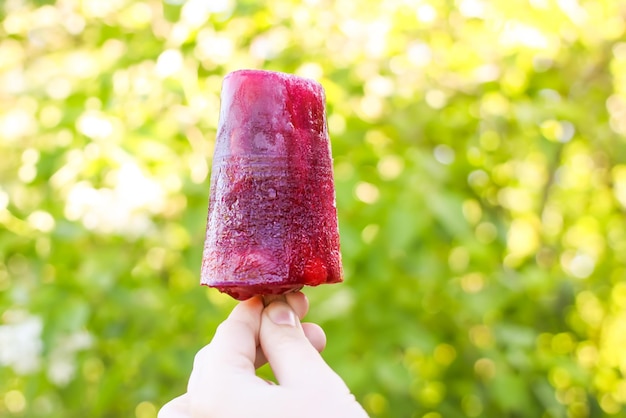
201;69;343;300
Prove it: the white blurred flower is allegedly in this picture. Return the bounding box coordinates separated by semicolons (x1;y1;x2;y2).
76;111;114;140
156;49;183;78
564;252;596;279
0;108;36;141
64;162;164;237
47;331;93;386
0;313;43;374
47;357;75;386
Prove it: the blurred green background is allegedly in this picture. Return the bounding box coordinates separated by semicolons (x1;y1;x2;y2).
1;0;626;417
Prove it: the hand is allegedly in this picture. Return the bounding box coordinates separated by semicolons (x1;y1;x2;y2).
158;292;368;418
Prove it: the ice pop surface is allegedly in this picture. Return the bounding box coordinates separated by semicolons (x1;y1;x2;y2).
201;69;343;300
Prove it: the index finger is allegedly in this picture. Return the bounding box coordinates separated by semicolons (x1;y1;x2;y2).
189;296;264;391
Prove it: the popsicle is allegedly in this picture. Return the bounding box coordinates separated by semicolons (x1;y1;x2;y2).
201;69;343;300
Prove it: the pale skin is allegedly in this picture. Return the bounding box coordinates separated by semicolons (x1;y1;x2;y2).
158;292;368;418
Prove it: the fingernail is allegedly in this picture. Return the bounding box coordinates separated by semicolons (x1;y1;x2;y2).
267;303;297;327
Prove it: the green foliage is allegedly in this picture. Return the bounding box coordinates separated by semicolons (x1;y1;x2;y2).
1;0;626;417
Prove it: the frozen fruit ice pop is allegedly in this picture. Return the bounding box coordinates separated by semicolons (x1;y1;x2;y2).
201;69;343;300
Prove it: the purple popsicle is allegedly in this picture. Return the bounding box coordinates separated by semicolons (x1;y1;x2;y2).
201;69;343;300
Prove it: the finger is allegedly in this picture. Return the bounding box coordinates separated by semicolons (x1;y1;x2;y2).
253;321;326;369
253;291;308;369
302;322;326;353
188;296;264;391
158;394;190;418
259;301;348;390
262;291;309;319
285;291;309;320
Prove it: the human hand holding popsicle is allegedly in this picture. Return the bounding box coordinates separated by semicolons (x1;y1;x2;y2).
158;293;368;418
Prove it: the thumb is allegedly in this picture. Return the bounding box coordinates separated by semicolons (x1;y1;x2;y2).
260;301;348;391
